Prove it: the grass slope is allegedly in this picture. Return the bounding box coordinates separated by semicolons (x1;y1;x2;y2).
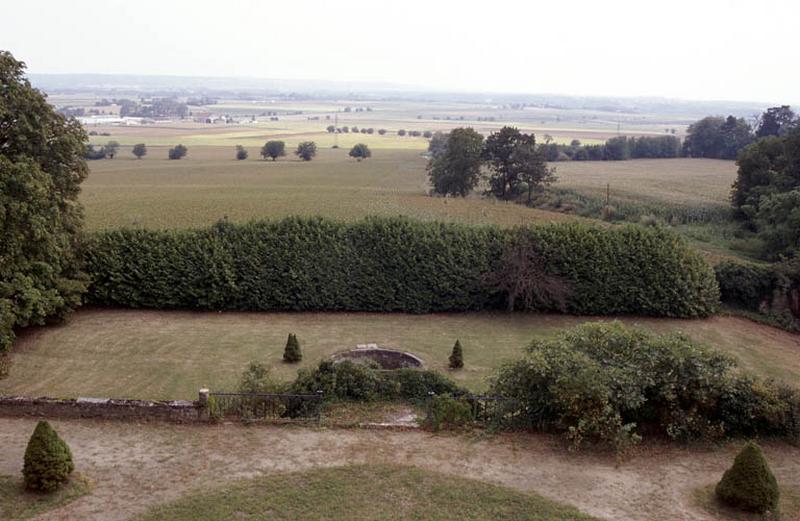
133;464;598;521
0;475;90;521
3;309;799;400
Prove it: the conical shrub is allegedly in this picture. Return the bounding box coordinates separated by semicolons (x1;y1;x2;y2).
23;421;75;492
283;333;302;363
715;441;779;513
449;339;464;369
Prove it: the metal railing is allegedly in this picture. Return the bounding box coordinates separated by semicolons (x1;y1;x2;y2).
207;391;323;423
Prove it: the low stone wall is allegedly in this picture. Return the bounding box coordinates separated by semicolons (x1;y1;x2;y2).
0;395;203;423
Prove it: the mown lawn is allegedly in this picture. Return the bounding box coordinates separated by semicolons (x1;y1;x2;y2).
132;464;598;521
3;309;799;400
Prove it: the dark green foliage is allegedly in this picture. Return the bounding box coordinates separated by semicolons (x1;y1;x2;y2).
0;51;88;354
23;421;75;492
427;128;484;196
295;141;317;161
449;340;464;369
283;333;302;363
84;217;719;317
683;116;753;159
167;144;187;160
542;135;681;162
715;261;775;311
291;361;463;402
731;129;800;258
235;145;248;161
756;105;798;138
261;140;286;161
715;259;800;329
132;143;147;159
491;322;800;450
715;441;779;513
348;143;371;161
423;394;474;431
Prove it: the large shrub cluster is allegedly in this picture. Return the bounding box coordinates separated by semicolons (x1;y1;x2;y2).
715;258;800;330
490;322;800;450
290;360;464;402
84;217;719;318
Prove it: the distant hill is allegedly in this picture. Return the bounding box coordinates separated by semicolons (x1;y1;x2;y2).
29;73;768;118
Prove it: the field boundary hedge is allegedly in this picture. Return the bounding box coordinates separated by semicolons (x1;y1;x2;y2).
84;217;719;317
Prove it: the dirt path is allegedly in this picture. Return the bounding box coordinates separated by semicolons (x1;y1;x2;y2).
3;420;799;521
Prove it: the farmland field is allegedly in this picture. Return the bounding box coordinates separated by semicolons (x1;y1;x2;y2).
554;158;737;211
3;309;798;400
80;146;577;230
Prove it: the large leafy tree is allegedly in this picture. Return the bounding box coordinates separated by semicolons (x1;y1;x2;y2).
483;126;528;199
731;128;800;258
756;105;798;138
683;115;753;159
0;51;88;353
427;127;483;197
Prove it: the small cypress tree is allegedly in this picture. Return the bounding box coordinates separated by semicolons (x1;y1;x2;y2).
23;421;75;492
715;441;779;513
449;340;464;369
283;333;302;363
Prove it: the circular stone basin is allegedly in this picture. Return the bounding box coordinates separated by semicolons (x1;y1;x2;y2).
332;347;423;369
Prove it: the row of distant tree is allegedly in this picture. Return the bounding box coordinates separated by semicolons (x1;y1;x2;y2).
684;105;799;160
325;126;433;138
85;141;372;162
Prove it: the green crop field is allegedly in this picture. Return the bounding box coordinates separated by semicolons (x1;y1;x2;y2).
80;146;577;230
3;309;797;400
553;158;737;210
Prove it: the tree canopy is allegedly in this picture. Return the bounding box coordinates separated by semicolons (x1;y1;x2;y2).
427;127;484;197
261;140;286;161
295;141;317;161
0;50;88;353
348;143;371;161
683;116;753;159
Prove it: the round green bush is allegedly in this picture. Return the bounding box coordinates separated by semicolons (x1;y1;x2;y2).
715;441;779;513
23;421;75;492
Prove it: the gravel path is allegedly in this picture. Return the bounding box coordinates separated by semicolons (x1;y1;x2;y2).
2;418;798;521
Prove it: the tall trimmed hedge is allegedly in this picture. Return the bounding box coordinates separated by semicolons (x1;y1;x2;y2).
84;217;719;317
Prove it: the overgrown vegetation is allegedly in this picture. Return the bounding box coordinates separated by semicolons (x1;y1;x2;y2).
490;322;800;451
85;217;719;318
715;258;800;331
715;441;780;514
290;360;464;402
423;394;473;431
23;421;75;492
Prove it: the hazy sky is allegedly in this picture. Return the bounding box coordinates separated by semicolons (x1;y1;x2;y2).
2;0;797;103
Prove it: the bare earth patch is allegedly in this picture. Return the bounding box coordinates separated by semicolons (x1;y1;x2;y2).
2;419;800;521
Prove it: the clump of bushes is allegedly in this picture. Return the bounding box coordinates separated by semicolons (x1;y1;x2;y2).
85;217;719;318
490;322;800;451
449;340;464;369
715;258;800;331
715;441;779;514
238;362;280;393
283;333;302;363
291;360;464;402
423;394;474;431
23;421;75;492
